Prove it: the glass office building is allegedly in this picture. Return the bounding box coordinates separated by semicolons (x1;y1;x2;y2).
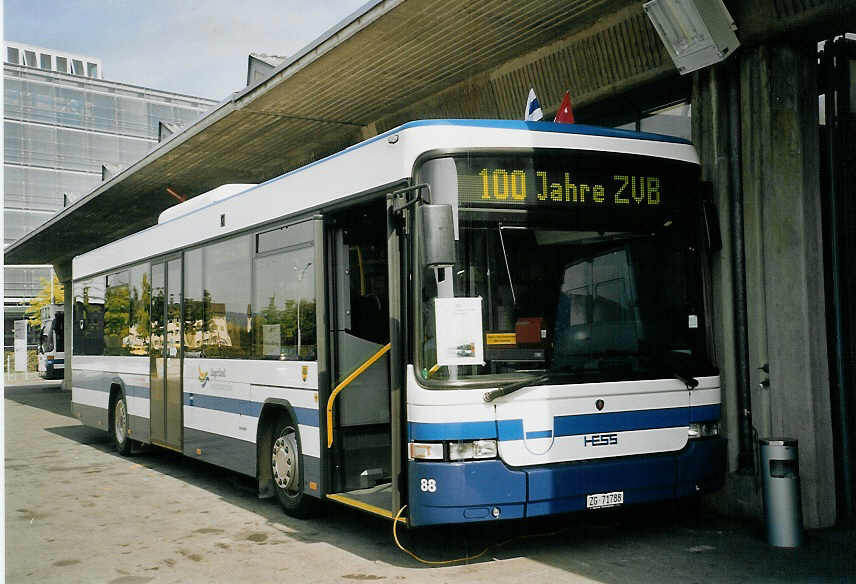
4;42;218;348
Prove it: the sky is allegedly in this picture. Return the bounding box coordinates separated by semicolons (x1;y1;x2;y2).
4;0;370;100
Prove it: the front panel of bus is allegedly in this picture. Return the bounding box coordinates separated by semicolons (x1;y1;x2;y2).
38;312;65;379
405;148;725;526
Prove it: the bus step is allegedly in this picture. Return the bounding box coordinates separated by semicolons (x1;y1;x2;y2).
327;483;402;522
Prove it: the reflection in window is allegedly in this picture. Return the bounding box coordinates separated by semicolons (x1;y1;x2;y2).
206;237;251;358
569;290;589;326
150;263;165;359
104;271;130;355
183;248;204;355
7;47;19;64
73;276;106;356
128;263;151;355
40;54;52;70
594;279;626;323
55;56;67;73
254;244;316;361
183;237;251;359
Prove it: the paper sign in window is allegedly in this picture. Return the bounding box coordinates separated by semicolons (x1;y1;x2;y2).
434;297;484;366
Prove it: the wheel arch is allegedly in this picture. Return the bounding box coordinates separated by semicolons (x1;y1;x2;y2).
107;378;127;412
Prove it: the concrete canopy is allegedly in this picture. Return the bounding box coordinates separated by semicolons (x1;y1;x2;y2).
5;0;852;274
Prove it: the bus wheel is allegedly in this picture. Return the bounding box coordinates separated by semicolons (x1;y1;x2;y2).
270;418;316;518
111;393;132;456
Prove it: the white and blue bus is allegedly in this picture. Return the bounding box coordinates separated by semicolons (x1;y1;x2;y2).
71;119;725;526
38;303;65;379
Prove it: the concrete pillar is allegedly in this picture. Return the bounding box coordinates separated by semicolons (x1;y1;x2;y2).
739;43;835;529
693;43;836;529
54;262;73;392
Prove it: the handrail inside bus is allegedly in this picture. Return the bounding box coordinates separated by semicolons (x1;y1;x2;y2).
326;342;391;448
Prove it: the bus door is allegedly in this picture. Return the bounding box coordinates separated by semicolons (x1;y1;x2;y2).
150;256;183;450
325;201;395;516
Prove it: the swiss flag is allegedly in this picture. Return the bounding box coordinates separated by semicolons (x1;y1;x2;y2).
554;91;575;124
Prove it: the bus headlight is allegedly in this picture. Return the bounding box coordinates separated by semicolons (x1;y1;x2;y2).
449;439;497;460
688;422;720;439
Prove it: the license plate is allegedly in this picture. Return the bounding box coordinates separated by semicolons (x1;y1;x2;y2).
586;491;624;509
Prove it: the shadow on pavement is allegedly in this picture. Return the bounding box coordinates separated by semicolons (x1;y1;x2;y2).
15;382;856;579
5;383;70;418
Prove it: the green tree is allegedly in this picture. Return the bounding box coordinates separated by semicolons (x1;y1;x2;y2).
25;273;64;328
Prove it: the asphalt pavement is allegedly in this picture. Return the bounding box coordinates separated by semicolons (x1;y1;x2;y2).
4;381;854;583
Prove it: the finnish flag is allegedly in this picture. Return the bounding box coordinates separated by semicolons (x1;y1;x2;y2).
524;88;543;121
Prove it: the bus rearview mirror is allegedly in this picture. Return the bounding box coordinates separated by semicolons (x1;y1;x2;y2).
419;204;456;268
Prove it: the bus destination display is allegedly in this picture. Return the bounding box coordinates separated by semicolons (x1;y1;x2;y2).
454;154;687;211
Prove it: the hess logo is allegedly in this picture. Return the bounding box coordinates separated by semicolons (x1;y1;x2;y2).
584;433;618;447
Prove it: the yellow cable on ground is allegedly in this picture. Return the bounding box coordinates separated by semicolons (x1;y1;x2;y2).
392;506;490;565
392;505;572;566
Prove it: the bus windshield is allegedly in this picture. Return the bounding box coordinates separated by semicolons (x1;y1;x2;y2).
416;150;716;387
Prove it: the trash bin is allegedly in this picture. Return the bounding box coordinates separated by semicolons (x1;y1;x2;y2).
759;438;803;547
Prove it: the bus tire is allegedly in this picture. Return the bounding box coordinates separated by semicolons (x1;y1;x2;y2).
110;391;132;456
270;417;316;518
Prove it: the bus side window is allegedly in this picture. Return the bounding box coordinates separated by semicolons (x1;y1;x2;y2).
253;242;316;361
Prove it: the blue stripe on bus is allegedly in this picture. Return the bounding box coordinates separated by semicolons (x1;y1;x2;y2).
124;385;150;399
409;420;497;441
690;404;721;422
183;393;319;427
411;405;718;443
551;407;690;438
396;119;693;145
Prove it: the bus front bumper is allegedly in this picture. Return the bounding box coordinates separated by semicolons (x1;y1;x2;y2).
407;437;726;527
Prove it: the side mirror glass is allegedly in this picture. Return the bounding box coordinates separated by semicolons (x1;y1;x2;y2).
419;204;456;268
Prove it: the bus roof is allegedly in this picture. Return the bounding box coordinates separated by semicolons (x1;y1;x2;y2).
73;119;697;279
389;119;692;145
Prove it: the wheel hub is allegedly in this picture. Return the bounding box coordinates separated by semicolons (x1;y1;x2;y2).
114;400;126;442
272;430;299;493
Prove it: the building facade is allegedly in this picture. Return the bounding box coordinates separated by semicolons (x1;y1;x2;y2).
3;42;217;348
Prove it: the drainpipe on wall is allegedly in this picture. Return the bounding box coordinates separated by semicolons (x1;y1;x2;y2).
728;61;755;475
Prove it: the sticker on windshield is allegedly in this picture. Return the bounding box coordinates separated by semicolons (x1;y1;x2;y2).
435;297;485;366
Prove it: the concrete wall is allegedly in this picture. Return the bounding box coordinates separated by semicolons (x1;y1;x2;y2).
693;43;837;528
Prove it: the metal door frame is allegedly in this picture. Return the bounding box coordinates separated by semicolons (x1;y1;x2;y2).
150;253;183;451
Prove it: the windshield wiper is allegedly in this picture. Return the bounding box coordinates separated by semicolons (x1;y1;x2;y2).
483;373;550;403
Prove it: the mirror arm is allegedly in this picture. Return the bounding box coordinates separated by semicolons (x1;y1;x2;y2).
388;183;431;214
